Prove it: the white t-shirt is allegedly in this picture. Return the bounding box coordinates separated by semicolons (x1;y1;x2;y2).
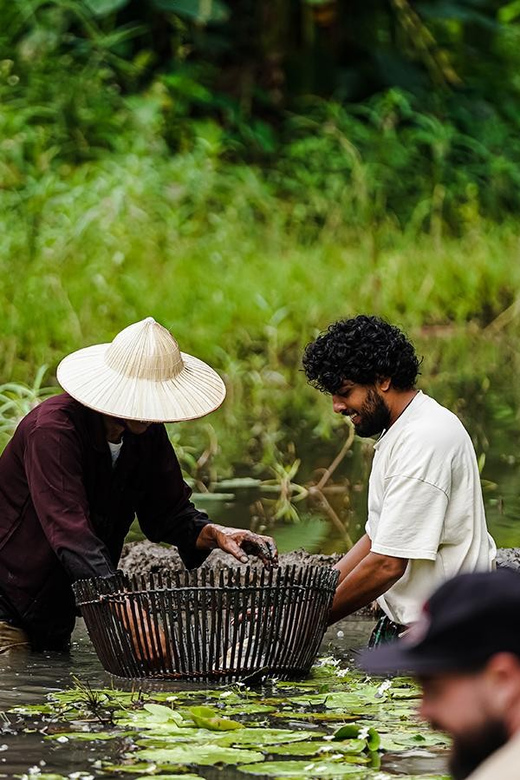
108;439;123;467
467;733;520;780
366;391;496;626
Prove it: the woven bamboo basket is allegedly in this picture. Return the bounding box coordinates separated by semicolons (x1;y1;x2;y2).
73;565;338;681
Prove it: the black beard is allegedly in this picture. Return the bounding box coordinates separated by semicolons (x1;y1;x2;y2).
449;719;509;780
350;387;391;437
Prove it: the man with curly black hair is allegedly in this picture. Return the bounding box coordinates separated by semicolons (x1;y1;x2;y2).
303;315;496;646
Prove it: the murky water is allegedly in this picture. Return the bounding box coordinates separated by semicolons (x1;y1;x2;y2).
0;618;448;779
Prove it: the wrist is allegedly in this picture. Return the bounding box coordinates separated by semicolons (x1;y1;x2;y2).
195;523;219;551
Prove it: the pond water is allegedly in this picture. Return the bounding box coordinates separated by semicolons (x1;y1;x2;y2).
0;619;449;780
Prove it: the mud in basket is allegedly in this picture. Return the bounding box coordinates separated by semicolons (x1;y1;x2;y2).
73;565;339;681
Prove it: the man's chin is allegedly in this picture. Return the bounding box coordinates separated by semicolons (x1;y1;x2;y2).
449;720;509;780
354;423;383;438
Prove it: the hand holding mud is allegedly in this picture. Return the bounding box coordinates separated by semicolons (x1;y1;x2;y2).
196;524;278;568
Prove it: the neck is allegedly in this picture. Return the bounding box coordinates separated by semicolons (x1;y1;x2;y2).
507;705;520;737
103;415;125;444
388;389;419;427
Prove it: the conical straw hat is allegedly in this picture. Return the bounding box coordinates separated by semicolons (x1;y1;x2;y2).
57;317;226;422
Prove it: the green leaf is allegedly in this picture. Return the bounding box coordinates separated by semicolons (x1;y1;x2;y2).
380;731;451;750
499;0;520;22
84;0;129;16
153;0;230;24
143;703;184;724
272;711;358;723
33;776;67;780
239;760;370;776
224;703;275;715
187;706;244;731
104;763;184;774
267;740;367;757
134;776;205;780
45;731;120;741
218;727;323;746
136;745;264;765
333;725;380;751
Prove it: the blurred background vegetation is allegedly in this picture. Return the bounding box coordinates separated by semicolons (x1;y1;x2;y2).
2;0;520;548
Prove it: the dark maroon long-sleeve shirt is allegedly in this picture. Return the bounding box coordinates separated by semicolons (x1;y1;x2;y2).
0;393;211;649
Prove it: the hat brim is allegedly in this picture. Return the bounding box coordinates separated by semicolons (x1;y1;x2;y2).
57;344;226;422
360;642;476;676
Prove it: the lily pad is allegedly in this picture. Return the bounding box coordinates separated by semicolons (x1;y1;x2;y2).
225;703;275;715
380;731;451;750
188;705;244;731
103;763;184;774
143;703;184;724
290;693;362;709
266;740;367;757
136;745;264;765
239;760;369;776
218;727;323;746
135;732;228;748
272;711;358;723
33;776;67;780
45;731;120;741
333;724;381;751
115;714;188;732
134;776;205;780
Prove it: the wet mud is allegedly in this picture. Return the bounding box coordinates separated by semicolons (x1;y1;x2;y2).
120;540;517;575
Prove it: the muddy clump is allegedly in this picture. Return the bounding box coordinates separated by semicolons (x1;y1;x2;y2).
119;540;342;576
120;541;517;575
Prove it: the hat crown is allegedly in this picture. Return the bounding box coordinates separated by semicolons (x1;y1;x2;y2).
104;318;184;382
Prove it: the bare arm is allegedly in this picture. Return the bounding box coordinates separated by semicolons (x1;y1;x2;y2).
329;551;408;625
333;533;372;585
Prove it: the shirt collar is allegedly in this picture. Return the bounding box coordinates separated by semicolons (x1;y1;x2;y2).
373;390;424;451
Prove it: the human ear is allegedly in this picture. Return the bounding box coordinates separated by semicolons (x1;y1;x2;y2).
484;654;520;713
377;377;392;392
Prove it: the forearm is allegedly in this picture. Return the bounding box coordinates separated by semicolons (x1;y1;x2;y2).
329;552;408;625
333;533;372;586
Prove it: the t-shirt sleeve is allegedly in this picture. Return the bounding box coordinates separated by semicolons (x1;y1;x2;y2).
369;474;449;560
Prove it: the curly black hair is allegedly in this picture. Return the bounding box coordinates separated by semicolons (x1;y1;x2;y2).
302;315;421;394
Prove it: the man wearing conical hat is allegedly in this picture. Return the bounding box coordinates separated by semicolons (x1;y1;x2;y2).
0;318;277;652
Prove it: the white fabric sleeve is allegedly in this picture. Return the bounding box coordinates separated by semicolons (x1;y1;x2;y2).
370;474;449;561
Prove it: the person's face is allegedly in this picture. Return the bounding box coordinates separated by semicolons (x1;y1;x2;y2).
419;672;509;780
332;381;391;437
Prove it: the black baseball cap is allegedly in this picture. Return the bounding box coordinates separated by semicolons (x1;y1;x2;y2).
361;568;520;675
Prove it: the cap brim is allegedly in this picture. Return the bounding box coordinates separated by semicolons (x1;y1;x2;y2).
57;344;226;422
360;642;472;676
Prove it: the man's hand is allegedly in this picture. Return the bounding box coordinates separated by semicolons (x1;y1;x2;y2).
196;524;278;568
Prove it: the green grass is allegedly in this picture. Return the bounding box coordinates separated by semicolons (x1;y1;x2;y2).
3;133;520;486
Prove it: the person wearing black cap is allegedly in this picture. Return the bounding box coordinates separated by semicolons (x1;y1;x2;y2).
362;568;520;780
303;315;496;646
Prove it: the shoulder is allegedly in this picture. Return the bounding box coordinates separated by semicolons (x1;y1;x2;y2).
468;735;520;780
16;393;83;434
17;394;99;453
397;394;472;453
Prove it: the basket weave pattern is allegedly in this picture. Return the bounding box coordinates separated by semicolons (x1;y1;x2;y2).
73;565;338;681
